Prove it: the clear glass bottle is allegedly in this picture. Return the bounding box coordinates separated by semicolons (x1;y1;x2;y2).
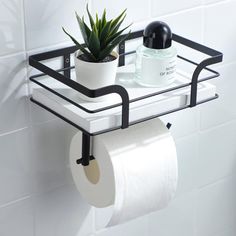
135;21;177;87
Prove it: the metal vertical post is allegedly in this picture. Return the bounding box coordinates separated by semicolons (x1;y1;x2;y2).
118;42;125;66
63;54;71;79
81;132;91;166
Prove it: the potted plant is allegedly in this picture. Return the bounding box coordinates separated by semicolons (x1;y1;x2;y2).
63;5;131;101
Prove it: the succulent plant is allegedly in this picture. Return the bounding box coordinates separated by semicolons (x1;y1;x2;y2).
63;5;131;62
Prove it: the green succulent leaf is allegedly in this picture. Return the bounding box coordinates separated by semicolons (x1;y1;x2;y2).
88;29;100;59
96;13;99;26
82;16;91;40
62;27;95;61
99;20;112;46
99;32;130;60
109;14;126;35
75;12;89;45
106;23;132;45
101;9;106;27
63;7;131;62
98;19;102;35
86;4;95;29
110;9;127;32
93;24;99;38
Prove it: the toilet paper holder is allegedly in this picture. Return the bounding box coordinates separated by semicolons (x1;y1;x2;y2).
76;123;172;166
28;29;223;166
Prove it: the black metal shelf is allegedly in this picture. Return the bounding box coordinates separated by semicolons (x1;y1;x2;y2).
29;30;223;166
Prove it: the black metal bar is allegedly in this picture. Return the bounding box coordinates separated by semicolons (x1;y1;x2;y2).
75;121;170;164
172;34;222;57
170;34;223;107
30;53;220;82
30;31;221;61
29;60;220;116
126;94;219;129
30;66;75;79
125;30;143;40
32;45;77;61
29;56;130;128
166;123;172;129
30;93;218;137
190;55;222;107
81;133;91;166
30;77;101;114
30;97;92;135
118;41;125;66
28;30;222;135
28;30;223;167
76;156;95;165
63;54;71;79
33;53;216;78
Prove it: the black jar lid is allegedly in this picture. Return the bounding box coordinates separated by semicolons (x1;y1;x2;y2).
143;21;172;49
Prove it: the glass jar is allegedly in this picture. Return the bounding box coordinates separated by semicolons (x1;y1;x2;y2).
135;21;177;87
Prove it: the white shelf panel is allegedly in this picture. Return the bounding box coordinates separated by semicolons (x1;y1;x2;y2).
32;64;217;133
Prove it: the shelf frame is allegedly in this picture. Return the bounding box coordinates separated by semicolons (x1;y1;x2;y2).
29;30;223;166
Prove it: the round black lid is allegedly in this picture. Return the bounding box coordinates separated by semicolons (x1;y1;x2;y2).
143;21;172;49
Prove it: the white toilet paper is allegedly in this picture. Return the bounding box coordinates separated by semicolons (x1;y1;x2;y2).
70;118;178;226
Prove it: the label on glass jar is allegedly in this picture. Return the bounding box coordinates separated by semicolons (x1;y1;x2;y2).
141;56;177;87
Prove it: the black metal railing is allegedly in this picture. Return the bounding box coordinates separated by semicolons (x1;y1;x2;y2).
29;30;223;165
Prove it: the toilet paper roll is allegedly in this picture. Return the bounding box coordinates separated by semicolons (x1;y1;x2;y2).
70;118;178;226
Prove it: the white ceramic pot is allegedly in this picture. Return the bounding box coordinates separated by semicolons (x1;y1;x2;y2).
74;50;119;102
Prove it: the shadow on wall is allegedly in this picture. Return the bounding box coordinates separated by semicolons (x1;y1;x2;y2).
0;55;28;134
28;119;94;235
33;184;93;236
0;0;23;55
0;59;26;104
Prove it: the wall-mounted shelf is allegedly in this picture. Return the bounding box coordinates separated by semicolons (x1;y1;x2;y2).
29;30;223;166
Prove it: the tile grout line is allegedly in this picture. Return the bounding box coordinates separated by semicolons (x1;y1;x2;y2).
203;0;230;7
151;5;204;19
201;4;206;44
21;0;27;53
196;172;236;191
199;118;236;134
0;126;29;137
0;195;31;209
21;0;33;129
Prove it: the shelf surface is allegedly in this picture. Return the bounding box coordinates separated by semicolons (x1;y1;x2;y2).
32;64;217;133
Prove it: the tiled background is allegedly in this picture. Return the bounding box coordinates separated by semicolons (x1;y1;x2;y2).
0;0;235;235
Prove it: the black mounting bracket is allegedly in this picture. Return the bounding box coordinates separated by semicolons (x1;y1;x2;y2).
75;122;172;166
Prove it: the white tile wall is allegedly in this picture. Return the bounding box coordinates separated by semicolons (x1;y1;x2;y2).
161;107;200;140
95;216;148;236
0;197;34;236
195;174;236;236
151;0;202;17
33;185;94;236
203;0;226;4
0;0;25;56
0;0;235;235
200;62;236;130
29;120;71;193
197;120;236;187
214;225;236;236
175;135;198;196
0;53;28;135
0;128;32;206
159;7;204;41
203;1;236;64
24;0;86;50
148;192;195;236
91;0;150;24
